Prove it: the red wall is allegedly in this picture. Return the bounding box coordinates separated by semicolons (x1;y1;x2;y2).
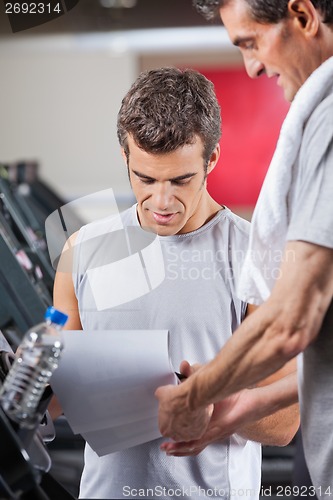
197;67;289;209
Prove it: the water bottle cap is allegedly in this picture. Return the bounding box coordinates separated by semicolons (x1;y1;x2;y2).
44;306;68;326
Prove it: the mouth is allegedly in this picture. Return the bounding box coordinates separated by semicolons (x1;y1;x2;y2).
152;212;176;224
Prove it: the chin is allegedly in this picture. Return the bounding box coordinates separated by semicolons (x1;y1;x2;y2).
158;226;177;235
284;86;298;102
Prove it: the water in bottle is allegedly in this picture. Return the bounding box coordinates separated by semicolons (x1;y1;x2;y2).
0;306;68;428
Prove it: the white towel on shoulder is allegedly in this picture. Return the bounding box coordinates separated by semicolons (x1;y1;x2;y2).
237;56;333;305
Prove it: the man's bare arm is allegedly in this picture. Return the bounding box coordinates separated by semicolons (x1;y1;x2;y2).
49;233;82;420
237;365;299;446
53;232;82;330
231;304;299;445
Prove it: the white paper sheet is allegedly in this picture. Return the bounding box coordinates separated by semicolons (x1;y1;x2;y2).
50;330;177;455
81;415;160;455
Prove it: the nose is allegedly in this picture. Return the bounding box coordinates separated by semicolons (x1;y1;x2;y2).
244;54;265;79
153;182;173;211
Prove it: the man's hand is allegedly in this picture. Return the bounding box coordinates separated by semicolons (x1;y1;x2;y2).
155;362;213;442
159;368;300;456
159;390;248;456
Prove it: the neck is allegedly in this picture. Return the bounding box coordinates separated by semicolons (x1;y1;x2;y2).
185;193;223;234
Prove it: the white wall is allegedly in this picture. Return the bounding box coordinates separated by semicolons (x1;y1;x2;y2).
0;36;137;220
0;28;237;221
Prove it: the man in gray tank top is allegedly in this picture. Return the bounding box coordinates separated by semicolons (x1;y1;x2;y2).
54;68;299;499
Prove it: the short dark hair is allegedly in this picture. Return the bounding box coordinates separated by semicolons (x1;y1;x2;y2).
117;67;221;164
193;0;333;25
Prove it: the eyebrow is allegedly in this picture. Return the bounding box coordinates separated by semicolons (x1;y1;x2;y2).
233;36;254;47
132;170;197;182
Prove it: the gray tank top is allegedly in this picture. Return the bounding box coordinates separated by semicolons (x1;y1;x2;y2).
74;205;261;499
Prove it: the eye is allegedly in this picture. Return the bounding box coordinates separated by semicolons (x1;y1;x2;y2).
171;178;191;186
243;41;256;51
140;178;155;185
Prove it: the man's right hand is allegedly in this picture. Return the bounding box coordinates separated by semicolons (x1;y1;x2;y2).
155;363;213;442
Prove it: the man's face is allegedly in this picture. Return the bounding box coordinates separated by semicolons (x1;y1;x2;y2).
123;135;219;236
220;0;317;102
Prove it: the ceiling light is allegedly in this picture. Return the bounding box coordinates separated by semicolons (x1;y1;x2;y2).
100;0;137;8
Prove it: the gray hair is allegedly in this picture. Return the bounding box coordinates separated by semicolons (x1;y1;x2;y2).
193;0;333;24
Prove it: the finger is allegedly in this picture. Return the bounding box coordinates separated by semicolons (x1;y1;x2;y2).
160;441;176;451
154;384;172;400
166;447;205;457
179;360;191;378
179;360;201;377
161;440;196;452
166;451;198;457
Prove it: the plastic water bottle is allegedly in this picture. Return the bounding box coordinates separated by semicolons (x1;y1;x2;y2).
0;306;68;428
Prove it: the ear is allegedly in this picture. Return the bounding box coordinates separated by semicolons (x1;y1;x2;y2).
206;143;220;175
288;0;320;37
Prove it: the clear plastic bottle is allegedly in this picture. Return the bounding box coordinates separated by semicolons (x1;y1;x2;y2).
0;306;68;428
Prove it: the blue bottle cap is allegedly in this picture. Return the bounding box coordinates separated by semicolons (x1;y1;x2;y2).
44;306;68;327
